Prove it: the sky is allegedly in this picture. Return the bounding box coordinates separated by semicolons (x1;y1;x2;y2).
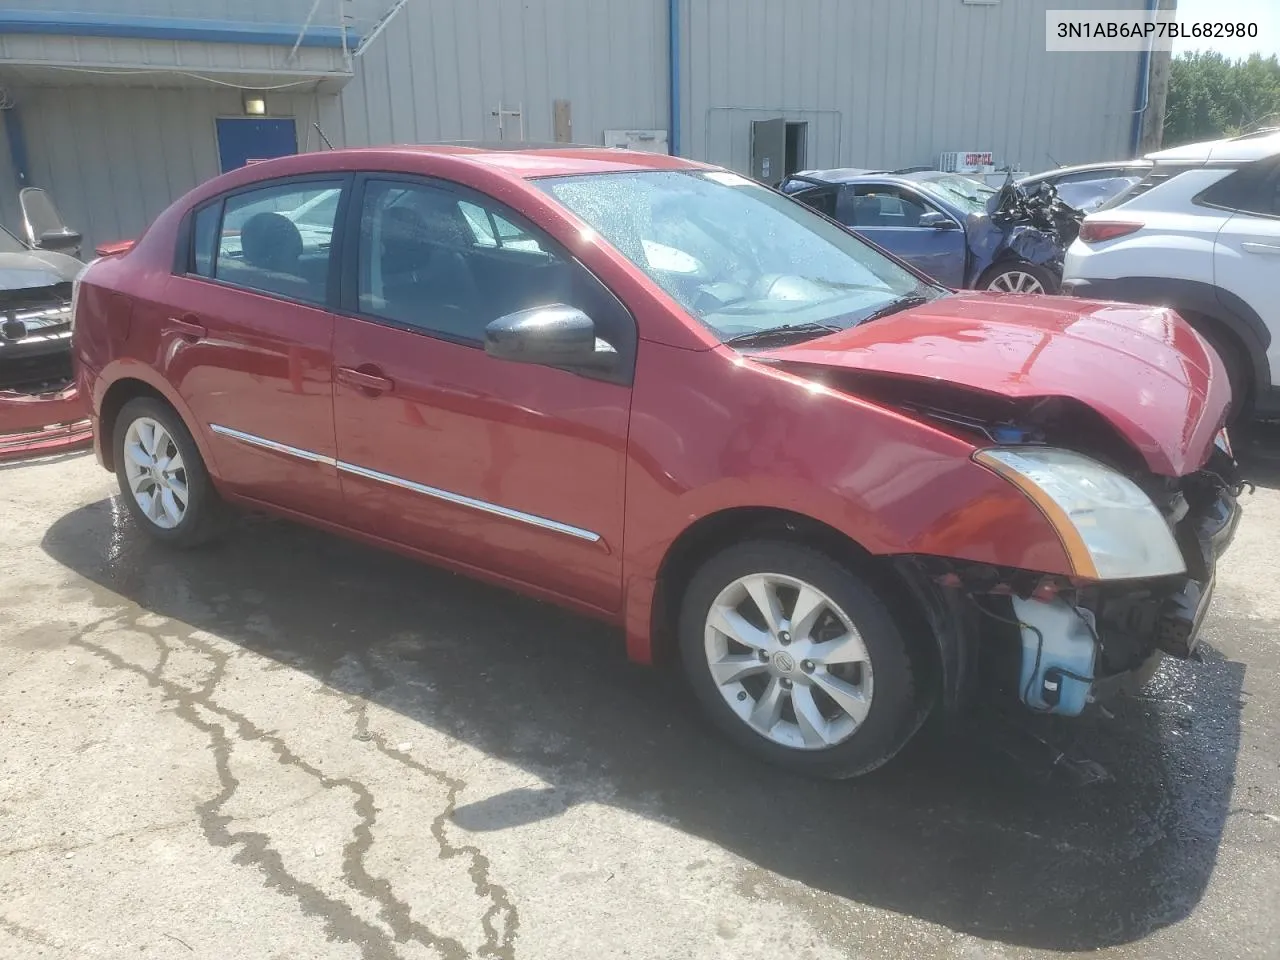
1170;0;1280;59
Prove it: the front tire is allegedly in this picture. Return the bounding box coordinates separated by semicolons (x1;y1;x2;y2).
678;540;924;779
981;261;1059;295
113;397;227;547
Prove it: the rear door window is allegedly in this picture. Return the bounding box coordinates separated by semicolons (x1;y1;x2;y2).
1199;159;1280;217
191;203;220;278
1097;163;1206;211
209;181;344;304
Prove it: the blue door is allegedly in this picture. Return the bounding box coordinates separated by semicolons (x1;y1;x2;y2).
216;118;298;173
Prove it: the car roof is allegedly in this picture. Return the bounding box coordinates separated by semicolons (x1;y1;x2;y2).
1019;159;1151;182
1145;128;1280;164
293;143;709;179
787;167;882;183
786;168;962;186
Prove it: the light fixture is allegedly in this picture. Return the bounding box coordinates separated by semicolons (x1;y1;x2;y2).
242;94;266;116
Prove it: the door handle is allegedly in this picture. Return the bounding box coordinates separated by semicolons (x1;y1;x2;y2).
336;366;394;395
1242;241;1280;256
169;315;206;340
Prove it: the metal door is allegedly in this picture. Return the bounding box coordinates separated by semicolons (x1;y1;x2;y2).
751;118;786;185
215;118;298;173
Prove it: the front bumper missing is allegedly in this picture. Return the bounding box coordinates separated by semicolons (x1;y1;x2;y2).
0;383;92;461
895;478;1242;717
1156;483;1240;659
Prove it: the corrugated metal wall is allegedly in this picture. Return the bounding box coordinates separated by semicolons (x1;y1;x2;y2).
0;86;330;249
682;0;1147;173
320;0;667;148
0;0;1150;249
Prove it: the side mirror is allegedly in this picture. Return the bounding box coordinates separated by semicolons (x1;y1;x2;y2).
485;304;617;370
37;228;83;255
918;212;957;230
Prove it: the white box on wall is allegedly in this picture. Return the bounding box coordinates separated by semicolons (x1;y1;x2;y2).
604;129;670;153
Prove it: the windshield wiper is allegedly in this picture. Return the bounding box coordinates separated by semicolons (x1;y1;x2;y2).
857;295;932;325
722;321;843;347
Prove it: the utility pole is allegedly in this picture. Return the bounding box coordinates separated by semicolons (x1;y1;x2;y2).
1140;0;1177;152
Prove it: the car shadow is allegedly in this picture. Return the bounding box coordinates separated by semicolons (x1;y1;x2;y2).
1235;419;1280;490
41;499;1246;952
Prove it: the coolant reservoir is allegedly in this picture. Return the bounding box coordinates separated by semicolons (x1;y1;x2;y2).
1010;595;1098;716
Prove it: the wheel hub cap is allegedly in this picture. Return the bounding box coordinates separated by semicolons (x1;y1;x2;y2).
703;573;875;751
122;416;189;530
988;270;1045;294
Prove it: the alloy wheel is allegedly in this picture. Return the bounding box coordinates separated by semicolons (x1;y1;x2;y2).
987;270;1046;294
122;416;188;530
703;573;874;750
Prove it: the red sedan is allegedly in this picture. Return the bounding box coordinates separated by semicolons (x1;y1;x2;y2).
72;145;1242;778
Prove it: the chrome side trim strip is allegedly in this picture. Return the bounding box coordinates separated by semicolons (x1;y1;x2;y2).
209;423;337;466
208;422;601;543
337;461;602;543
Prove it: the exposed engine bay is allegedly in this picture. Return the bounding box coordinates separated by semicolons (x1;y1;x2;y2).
988;172;1086;248
976;173;1086;282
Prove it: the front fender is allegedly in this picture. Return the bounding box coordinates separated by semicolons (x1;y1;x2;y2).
620;342;1073;663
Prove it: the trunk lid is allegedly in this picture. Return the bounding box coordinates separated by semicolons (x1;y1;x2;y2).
753;291;1229;476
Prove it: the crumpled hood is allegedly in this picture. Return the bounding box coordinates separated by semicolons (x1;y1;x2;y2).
753;291;1230;476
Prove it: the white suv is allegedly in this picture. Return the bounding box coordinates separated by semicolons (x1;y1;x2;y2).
1062;130;1280;420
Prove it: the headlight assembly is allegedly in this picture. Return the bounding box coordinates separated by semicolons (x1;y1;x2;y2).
975;447;1186;581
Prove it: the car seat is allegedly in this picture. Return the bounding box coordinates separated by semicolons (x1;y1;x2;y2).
237;212;313;300
379;197;481;336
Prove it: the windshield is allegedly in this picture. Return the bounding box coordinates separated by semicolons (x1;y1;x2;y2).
915;175;996;216
537;170;941;342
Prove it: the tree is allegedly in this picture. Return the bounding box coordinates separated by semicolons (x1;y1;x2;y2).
1164;51;1280;146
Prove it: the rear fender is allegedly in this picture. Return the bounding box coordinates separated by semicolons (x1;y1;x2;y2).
89;360;220;476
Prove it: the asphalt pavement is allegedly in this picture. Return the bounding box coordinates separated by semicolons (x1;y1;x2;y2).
2;431;1279;960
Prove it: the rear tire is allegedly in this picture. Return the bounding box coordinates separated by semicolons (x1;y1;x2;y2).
678;540;925;779
981;261;1059;295
113;397;228;547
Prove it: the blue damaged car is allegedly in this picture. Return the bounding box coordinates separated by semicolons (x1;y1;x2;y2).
780;168;1077;295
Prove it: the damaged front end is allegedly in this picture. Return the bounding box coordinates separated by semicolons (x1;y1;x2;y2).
893;412;1243;720
0;279;91;460
752;288;1241;721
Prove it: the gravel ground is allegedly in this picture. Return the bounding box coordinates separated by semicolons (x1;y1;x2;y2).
2;432;1279;960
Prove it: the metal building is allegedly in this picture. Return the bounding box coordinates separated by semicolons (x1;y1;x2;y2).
0;0;1153;251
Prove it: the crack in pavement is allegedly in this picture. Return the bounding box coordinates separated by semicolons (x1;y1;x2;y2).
70;607;478;960
1229;807;1280;824
0;817;192;859
0;915;62;950
317;651;519;960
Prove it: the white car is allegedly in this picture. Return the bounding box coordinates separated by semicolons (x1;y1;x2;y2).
1062;129;1280;420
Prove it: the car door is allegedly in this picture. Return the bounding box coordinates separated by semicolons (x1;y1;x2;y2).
1212;158;1280;381
836;184;967;287
163;175;348;517
330;175;634;612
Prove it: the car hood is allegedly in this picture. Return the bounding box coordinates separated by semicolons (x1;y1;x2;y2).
0;250;82;290
752;292;1228;476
